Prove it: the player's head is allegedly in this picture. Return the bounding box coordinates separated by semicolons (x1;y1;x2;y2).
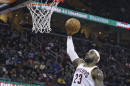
85;49;100;64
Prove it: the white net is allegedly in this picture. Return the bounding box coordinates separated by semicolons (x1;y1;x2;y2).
27;0;60;33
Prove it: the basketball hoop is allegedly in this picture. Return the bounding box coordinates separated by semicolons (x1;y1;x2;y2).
27;0;60;33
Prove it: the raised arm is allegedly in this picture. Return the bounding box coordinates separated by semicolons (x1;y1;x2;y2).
92;68;104;86
67;36;85;67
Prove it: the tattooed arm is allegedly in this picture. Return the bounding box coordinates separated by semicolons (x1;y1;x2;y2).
92;68;104;86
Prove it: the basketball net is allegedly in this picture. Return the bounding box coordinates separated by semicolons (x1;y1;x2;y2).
27;0;60;33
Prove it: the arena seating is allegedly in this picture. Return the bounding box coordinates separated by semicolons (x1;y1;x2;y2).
0;26;130;86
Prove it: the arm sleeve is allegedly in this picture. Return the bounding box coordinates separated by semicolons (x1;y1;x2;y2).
67;36;79;62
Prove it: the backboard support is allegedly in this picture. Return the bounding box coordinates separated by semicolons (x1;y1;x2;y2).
0;0;32;14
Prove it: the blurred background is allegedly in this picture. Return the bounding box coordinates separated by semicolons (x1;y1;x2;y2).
0;0;130;86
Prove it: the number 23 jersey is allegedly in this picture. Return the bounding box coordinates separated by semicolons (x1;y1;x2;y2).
71;63;97;86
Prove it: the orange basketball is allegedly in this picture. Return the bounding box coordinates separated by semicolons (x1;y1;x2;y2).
0;0;17;4
65;18;81;36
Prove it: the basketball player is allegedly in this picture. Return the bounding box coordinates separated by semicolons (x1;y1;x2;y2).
67;36;104;86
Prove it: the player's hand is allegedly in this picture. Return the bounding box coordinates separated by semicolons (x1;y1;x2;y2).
66;28;77;36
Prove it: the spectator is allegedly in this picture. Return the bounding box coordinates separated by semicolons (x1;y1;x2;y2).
0;27;129;86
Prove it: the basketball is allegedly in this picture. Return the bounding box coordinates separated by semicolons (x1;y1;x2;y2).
65;18;81;36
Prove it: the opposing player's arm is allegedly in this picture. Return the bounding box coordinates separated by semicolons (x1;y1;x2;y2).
67;36;85;67
92;68;104;86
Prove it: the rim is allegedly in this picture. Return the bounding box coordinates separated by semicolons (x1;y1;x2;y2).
27;1;58;7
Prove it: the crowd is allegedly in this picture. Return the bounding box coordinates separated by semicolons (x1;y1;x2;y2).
66;0;130;23
0;26;130;86
88;0;130;23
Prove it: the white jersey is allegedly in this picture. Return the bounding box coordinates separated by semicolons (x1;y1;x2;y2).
71;63;97;86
